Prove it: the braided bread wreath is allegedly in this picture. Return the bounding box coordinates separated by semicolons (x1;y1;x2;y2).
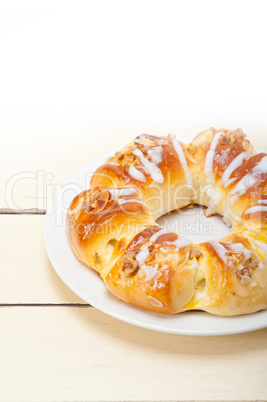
67;128;267;316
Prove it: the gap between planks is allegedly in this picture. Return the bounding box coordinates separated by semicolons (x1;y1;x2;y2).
0;208;46;214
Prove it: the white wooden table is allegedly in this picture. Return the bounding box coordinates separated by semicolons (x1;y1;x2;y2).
1;123;267;402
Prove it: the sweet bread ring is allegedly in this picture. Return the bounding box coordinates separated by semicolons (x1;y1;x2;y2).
67;128;267;316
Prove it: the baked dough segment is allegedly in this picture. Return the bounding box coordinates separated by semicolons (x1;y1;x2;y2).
67;128;267;315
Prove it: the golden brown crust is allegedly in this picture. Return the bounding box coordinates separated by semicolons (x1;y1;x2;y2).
67;128;267;315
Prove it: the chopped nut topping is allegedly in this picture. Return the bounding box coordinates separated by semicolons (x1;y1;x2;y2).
115;149;136;167
240;275;252;285
153;271;162;280
236;254;258;281
232;128;245;139
236;266;253;280
81;190;110;214
122;255;139;277
218;128;248;147
135;138;157;147
94;191;109;212
219;135;230;145
81;199;96;214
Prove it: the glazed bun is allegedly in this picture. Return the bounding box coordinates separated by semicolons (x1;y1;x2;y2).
67;128;267;315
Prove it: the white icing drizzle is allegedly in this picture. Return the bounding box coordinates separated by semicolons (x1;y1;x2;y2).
117;198;147;207
244;206;267;215
128;165;146;182
258;199;267;204
147;295;163;307
203;133;222;211
230;173;257;204
150;229;165;243
204;132;221;178
135;232;162;282
136;248;150;266
220;151;248;187
171;139;192;184
141;264;159;282
210;241;252;265
224;177;238;187
167;236;192;250
107;162;120;166
254;156;267;173
209;241;228;263
150;229;191;250
135;229;191;282
108;188;136;198
230;156;267;204
147;146;163;164
168;133;176;139
133;148;164;183
227;242;252;261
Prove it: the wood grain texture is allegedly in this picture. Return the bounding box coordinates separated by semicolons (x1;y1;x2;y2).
0;214;85;304
0;306;266;402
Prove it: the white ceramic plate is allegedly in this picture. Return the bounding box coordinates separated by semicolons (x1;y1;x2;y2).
44;139;267;336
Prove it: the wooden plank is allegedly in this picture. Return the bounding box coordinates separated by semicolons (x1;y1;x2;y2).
0;122;130;210
0;306;266;402
0;214;85;304
1;122;266;211
0;122;166;210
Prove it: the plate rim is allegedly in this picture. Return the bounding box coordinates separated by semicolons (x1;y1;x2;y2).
44;140;267;336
